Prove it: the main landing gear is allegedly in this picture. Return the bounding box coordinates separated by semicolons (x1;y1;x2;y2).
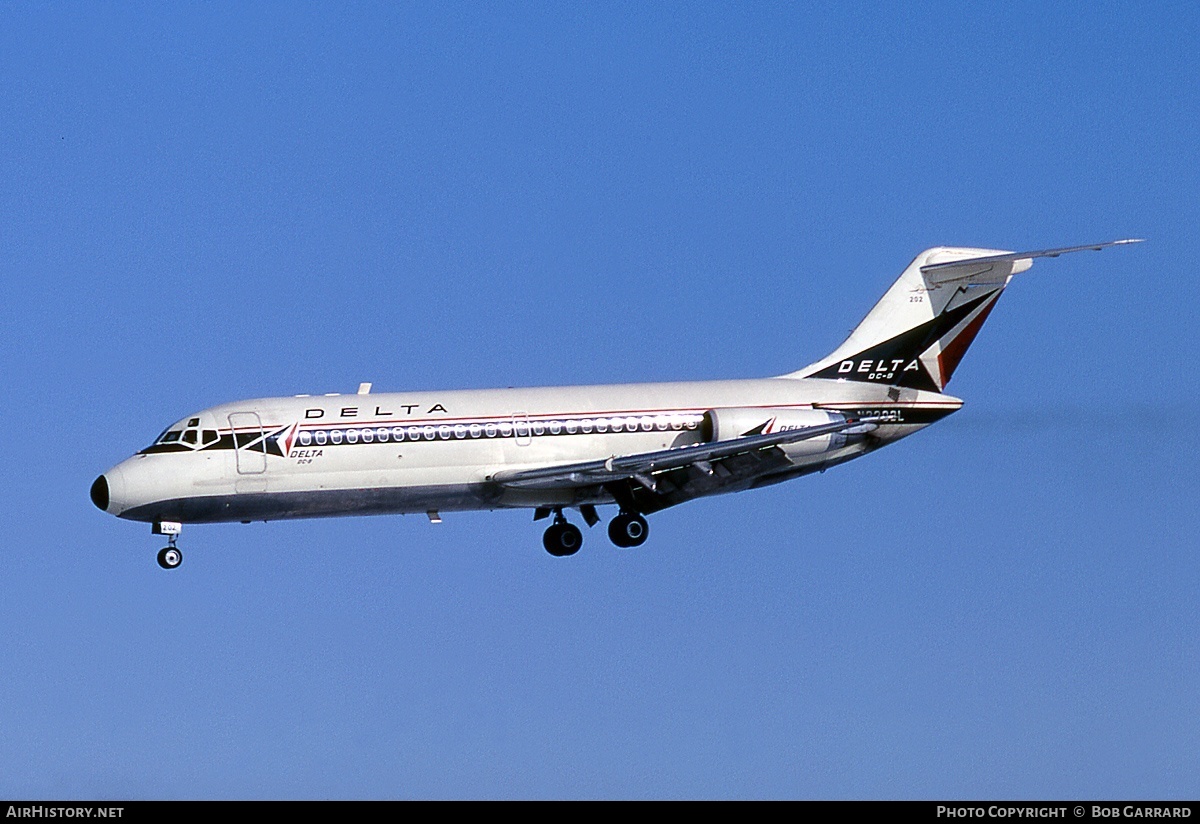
538;507;651;556
608;511;649;548
153;521;183;570
542;509;583;557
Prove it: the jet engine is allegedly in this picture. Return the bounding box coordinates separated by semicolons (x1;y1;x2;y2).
702;407;857;460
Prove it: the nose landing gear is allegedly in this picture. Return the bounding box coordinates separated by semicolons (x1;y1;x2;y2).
157;544;182;569
153;521;184;570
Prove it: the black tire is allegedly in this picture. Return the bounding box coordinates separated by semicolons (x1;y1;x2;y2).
608;516;630;547
608;513;649;548
543;522;583;556
157;547;183;569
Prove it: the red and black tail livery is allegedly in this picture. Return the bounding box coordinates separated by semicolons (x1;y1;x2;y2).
806;285;1002;392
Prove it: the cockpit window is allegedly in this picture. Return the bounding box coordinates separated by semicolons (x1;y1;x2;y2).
160;430;182;443
187;418;200;427
202;429;218;446
182;430;198;445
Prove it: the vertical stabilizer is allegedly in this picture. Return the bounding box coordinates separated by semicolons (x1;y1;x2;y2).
782;241;1140;392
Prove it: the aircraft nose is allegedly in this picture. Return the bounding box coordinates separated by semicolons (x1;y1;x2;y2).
91;464;128;515
90;475;109;511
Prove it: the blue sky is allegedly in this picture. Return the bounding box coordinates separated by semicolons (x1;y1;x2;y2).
2;2;1197;799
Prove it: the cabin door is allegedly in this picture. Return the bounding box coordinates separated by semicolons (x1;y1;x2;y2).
228;412;267;475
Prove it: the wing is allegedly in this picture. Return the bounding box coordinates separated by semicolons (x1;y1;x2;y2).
492;416;878;497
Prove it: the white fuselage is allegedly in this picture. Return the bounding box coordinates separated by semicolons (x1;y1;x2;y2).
95;376;960;526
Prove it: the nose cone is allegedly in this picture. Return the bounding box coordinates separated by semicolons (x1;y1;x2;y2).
91;463;128;515
90;475;109;511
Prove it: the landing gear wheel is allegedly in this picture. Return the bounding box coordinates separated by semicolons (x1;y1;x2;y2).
157;546;183;569
543;522;583;557
608;513;649;548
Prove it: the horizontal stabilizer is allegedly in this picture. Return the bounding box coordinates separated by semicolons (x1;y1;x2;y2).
920;239;1142;283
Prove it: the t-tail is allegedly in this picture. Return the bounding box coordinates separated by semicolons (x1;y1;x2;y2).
783;240;1142;392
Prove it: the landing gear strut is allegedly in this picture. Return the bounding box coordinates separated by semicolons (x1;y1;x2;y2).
608;512;649;548
153;521;183;570
542;509;583;557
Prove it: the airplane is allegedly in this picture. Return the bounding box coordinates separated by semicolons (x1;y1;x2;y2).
91;240;1140;568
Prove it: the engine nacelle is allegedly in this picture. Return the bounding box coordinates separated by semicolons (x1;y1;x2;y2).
702;407;854;461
